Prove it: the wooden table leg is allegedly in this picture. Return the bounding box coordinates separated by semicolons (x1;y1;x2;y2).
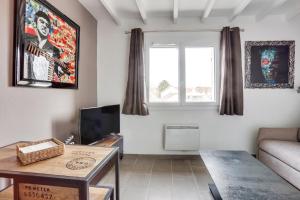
13;180;19;200
115;151;120;200
79;182;89;200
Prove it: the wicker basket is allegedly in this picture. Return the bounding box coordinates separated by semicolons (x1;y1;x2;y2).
16;138;65;165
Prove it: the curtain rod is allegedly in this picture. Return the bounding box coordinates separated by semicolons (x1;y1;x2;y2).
124;28;245;34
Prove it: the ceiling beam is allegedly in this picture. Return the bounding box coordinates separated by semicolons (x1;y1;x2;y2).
256;0;288;22
98;0;121;25
201;0;216;21
286;8;300;21
173;0;179;24
135;0;147;24
230;0;252;22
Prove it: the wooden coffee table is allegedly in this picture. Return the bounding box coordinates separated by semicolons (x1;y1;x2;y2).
200;150;300;200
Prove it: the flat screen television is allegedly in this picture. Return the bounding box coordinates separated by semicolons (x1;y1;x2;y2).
80;105;120;145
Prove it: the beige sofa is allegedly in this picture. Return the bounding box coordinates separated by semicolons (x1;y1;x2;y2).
257;128;300;190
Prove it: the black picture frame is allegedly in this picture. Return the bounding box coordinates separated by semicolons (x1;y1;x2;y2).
14;0;80;89
245;41;295;89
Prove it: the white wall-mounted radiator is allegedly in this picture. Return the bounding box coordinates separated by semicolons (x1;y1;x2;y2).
164;124;200;151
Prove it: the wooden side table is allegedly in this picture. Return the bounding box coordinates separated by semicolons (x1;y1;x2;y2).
0;143;120;200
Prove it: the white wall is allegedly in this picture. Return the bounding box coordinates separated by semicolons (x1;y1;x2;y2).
97;16;300;155
0;0;98;146
0;0;98;189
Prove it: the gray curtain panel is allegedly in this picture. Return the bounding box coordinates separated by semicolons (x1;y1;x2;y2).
122;28;149;116
219;27;243;115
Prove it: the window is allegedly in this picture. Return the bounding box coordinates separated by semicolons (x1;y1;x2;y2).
147;44;216;105
149;46;179;103
185;47;215;102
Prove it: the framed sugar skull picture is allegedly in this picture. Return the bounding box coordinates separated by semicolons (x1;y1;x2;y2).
245;41;295;88
14;0;80;89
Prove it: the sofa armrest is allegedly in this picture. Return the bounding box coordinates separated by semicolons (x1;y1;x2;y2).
256;128;299;159
257;128;299;146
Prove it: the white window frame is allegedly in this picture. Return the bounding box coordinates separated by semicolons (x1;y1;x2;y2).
182;45;217;106
147;44;181;106
145;34;220;110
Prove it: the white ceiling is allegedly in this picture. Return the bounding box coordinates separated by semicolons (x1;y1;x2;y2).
79;0;300;25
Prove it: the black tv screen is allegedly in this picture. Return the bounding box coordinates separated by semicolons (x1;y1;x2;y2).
80;105;120;145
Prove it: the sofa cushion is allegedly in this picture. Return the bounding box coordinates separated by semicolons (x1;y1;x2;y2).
259;140;300;172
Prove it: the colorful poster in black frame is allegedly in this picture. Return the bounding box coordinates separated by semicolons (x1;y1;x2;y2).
245;41;295;89
14;0;80;89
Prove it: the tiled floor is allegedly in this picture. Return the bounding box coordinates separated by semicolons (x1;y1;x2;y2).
98;155;214;200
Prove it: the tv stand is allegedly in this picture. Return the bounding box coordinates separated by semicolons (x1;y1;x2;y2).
89;135;123;159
